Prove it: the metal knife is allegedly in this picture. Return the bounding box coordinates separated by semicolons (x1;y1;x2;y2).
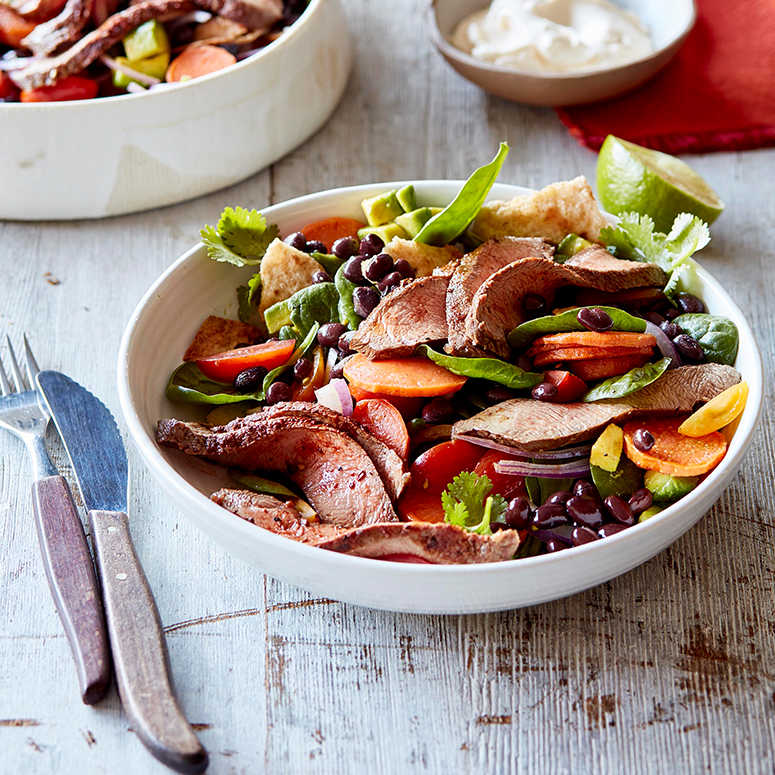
37;371;208;775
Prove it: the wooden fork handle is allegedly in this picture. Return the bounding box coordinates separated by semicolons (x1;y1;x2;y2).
90;509;208;775
31;475;111;705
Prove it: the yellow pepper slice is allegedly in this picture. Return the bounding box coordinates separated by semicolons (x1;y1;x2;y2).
590;423;623;472
678;382;749;438
293;345;326;402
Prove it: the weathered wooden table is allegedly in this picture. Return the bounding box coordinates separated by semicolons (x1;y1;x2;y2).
2;2;774;773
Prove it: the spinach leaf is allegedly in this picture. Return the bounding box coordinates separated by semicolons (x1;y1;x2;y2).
236;285;253;323
582;358;670;402
508;306;647;349
674;314;739;366
416;345;542;389
335;263;362;330
311;252;346;277
591;457;644;501
265;283;340;336
414;143;509;246
278;326;300;342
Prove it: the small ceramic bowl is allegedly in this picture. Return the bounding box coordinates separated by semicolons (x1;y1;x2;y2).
118;180;763;615
427;0;696;106
0;0;352;221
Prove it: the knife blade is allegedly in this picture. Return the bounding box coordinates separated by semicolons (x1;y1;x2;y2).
37;371;208;775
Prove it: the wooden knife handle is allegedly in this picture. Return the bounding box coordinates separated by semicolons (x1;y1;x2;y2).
31;475;111;705
89;510;208;775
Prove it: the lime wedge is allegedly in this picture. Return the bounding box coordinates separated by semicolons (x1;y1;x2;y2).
596;135;724;233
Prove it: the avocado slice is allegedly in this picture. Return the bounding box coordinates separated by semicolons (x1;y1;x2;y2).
591;456;644;501
644;470;699;502
396;185;417;213
123;20;170;61
112;51;170;89
264;298;292;334
555;233;594;264
638;504;664;522
361;191;404;226
357;223;409;243
395;207;432;239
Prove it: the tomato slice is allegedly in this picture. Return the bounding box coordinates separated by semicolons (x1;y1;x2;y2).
348;384;424;420
543;370;587;403
0;72;19;101
196;339;295;383
472;449;528;501
20;75;99;103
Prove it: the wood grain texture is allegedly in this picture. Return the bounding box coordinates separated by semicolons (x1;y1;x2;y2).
1;0;774;773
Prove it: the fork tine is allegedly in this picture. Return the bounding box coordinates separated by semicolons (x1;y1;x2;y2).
23;334;40;387
0;355;10;396
5;336;27;392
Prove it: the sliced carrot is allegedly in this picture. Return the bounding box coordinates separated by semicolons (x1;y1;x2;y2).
569;354;649;381
352;399;410;459
529;331;656;352
623;417;727;476
343;353;467;397
166;45;237;82
0;5;35;47
300;218;367;251
678;382;749;438
347;384;423;419
532;345;654;367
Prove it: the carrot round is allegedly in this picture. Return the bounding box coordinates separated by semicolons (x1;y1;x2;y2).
623;417;727;477
300;218;367;251
532;345;654;367
569;354;649;381
166;45;237;83
343;354;467;397
352;398;410;459
0;5;36;48
528;331;656;353
347;384;423;419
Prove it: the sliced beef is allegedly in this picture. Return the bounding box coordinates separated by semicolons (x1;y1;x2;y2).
463;253;667;359
211;488;346;544
317;522;520;564
350;274;450;360
9;0;67;20
157;414;398;527
445;237;554;356
453;364;741;452
22;0;92;57
251;402;409;501
11;0;282;89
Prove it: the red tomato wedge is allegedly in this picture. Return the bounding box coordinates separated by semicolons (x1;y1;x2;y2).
472;450;528;501
196;339;295;383
0;72;19;100
348;384;424;419
300;218;367;251
542;370;587;403
21;75;99;103
352;399;410;459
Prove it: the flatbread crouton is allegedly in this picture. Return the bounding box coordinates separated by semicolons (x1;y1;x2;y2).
470;176;609;245
183;316;262;361
383;238;462;277
258;239;324;317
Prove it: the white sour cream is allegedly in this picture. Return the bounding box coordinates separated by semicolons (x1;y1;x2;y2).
452;0;654;74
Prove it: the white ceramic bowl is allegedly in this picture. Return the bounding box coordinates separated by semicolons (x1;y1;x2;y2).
427;0;696;106
118;180;763;614
0;0;351;221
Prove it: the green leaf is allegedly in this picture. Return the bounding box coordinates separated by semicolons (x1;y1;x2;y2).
507;306;647;349
247;272;262;306
236;285;253;323
218;206;278;258
311;252;346;277
442;471;507;535
334;263;362;330
265;283;340;338
416;345;542;389
582;358;671;402
525;474;574;506
673;314;739;365
415;143;509;246
591;457;644;501
231;472;300;500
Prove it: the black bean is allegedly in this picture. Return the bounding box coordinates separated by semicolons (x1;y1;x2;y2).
306;240;327;255
533;503;568;529
317;322;347;349
629;488;653;516
664;307;681;321
644;312;667;326
364;253;393;281
546;539;567;553
674;334;705;362
521;293;546;317
573;479;600;502
233;365;268;393
484;385;516;403
632;428;655;452
342;256;365;283
378;271;403;293
532;382;558;402
490;522;510;533
218;42;239;55
566;496;604;529
577;307;613;332
504;497;531;530
421;397;455;424
338;331;355;355
660;321;682;340
571;526;599;546
332;236;359;260
604;495;635;526
283;231;307;251
359;233;384;256
353;286;380;318
394;258;416;279
675;292;705;314
598;523;629;539
547;490;572;506
266;381;292;405
311;270;331;284
275;369;295;385
293;357;313;381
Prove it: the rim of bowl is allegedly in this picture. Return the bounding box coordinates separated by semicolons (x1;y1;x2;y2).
117;179;764;581
0;0;326;110
425;0;698;82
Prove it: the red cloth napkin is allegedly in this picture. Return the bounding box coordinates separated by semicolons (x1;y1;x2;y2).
556;0;775;154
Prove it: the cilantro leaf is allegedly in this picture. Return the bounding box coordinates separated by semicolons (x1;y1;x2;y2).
442;472;507;535
200;207;278;267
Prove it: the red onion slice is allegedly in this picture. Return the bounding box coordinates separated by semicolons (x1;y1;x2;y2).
99;55;161;86
645;320;680;369
315;378;353;416
494;459;591;478
455;434;592;460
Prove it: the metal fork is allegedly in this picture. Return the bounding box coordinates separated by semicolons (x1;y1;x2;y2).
0;336;110;704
